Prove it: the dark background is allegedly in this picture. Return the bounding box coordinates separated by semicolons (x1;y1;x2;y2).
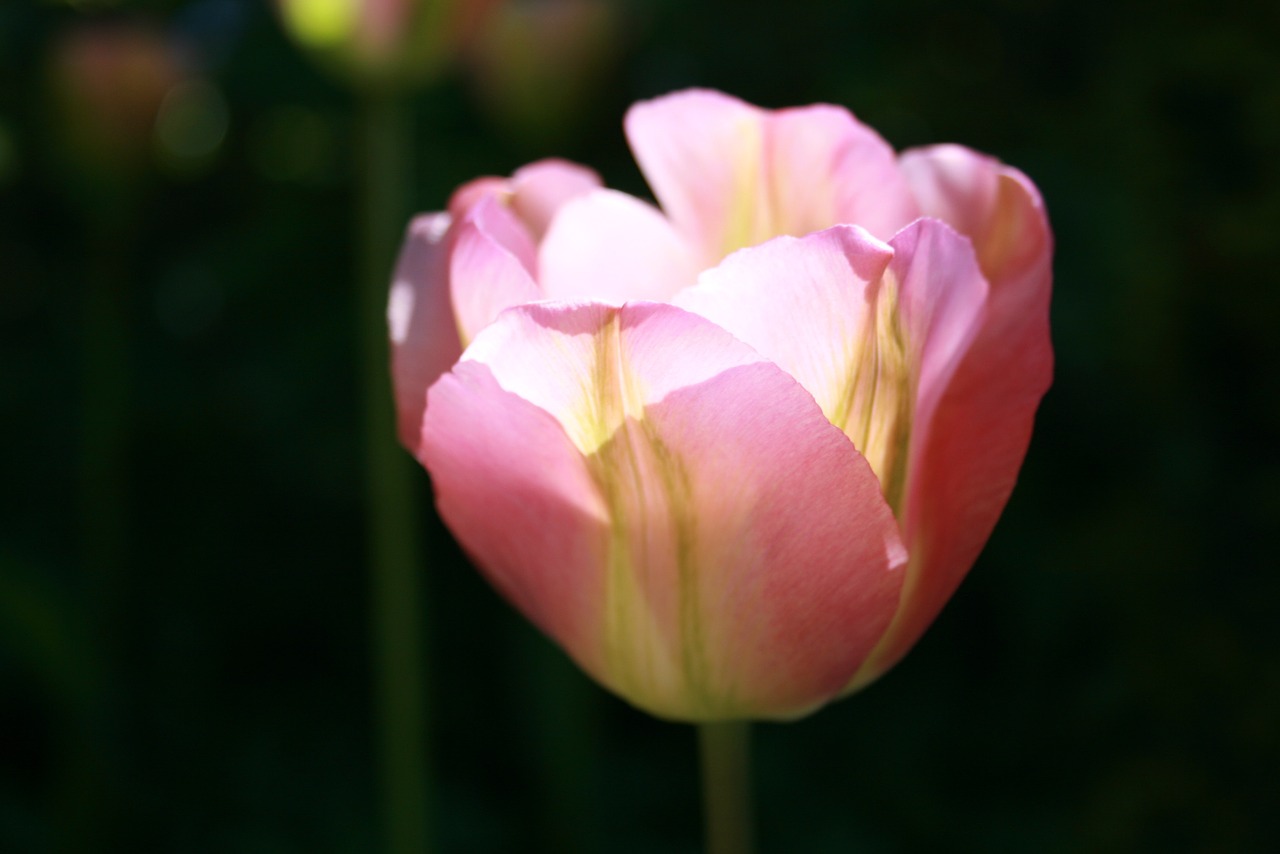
2;0;1278;851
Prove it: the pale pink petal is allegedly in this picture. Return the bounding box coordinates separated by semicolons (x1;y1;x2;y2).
387;212;458;454
626;90;919;264
625;89;767;264
887;219;991;466
538;189;700;305
446;159;600;245
448;196;541;345
463;191;537;275
509;158;602;241
427;301;907;720
848;151;1053;689
675;225;896;427
899;145;1052;296
447;175;508;219
679;222;988;521
767;105;919;240
678;219;1026;696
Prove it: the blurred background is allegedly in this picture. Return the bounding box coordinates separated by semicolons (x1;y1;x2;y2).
2;0;1278;851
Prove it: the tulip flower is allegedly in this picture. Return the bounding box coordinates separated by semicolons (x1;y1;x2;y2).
391;89;1052;721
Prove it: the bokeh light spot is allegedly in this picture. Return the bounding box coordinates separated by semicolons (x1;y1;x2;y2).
280;0;357;50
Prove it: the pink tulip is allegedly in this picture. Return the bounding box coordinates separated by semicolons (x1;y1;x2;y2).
390;89;1052;720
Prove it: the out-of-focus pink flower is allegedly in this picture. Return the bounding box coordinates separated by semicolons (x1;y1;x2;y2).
49;22;187;178
466;0;631;142
390;89;1052;721
276;0;501;88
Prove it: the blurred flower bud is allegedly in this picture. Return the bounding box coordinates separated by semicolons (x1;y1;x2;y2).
49;21;186;182
276;0;502;90
467;0;630;142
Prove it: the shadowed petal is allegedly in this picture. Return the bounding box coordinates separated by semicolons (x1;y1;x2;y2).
388;212;459;453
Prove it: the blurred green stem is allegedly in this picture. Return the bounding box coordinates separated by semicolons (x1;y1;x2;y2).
359;87;431;854
73;208;140;852
82;229;130;600
699;722;754;854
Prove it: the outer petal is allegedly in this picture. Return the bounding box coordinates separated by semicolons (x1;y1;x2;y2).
538;189;700;305
421;359;612;679
448;196;541;345
625;89;918;264
849;148;1053;688
387;212;458;453
423;301;907;721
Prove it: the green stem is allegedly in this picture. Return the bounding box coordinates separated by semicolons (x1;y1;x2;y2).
359;87;431;854
698;722;754;854
72;206;140;852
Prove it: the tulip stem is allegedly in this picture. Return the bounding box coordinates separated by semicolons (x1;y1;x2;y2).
698;722;754;854
359;87;431;854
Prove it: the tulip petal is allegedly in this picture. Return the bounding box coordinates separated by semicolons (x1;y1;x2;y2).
678;222;987;513
448;196;541;345
625;89;918;264
421;359;613;678
849;149;1053;688
509;158;603;242
679;221;1008;694
538;189;700;305
424;301;907;720
387;212;459;453
675;225;896;432
625;89;763;264
448;175;509;220
899;145;1052;294
768;105;919;240
887;219;993;477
